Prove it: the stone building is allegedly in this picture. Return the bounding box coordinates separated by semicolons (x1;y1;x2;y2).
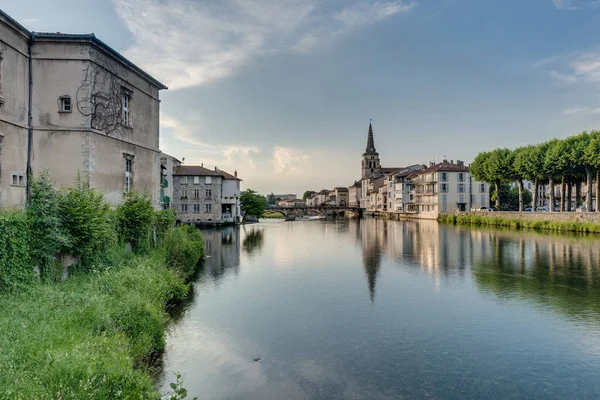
172;165;241;223
0;10;166;208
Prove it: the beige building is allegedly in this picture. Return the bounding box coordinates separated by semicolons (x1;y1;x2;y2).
0;11;166;208
348;181;361;207
278;198;305;208
405;160;489;219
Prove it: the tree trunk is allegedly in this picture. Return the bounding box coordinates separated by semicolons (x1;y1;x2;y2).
549;178;555;212
533;179;539;211
597;171;600;212
575;181;582;211
560;176;566;212
495;180;500;210
567;180;572;212
586;167;593;211
517;179;524;212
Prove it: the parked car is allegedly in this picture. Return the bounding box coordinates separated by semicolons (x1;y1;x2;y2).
536;206;548;212
472;207;493;212
524;208;532;212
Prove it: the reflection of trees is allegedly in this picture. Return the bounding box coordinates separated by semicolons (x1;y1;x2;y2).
242;227;264;257
472;231;600;325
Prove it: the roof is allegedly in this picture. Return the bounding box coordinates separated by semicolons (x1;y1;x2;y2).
350;181;362;188
173;165;241;180
334;187;348;192
419;162;469;175
0;9;30;37
381;167;404;174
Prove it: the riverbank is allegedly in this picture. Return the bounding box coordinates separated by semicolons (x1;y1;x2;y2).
439;212;600;233
0;248;199;399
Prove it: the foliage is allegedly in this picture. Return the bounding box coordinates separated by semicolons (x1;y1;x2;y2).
302;190;316;200
263;211;285;219
240;189;267;220
116;191;154;252
167;373;198;400
164;226;205;280
0;212;33;292
27;172;70;281
154;209;177;246
490;183;532;211
58;175;116;269
0;250;188;399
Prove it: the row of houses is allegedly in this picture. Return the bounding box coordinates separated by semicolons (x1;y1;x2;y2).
0;10;242;223
305;187;349;207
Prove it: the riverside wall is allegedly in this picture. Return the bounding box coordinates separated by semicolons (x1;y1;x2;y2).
453;211;600;223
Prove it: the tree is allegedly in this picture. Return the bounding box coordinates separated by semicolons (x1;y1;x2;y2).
511;147;528;211
519;143;548;211
470;149;513;210
584;132;600;212
240;189;267;221
302;190;316;201
490;183;533;211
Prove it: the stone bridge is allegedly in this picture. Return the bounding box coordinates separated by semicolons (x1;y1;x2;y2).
270;205;363;220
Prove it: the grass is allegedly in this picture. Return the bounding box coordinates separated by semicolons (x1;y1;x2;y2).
0;249;189;399
263;211;285;219
438;213;600;233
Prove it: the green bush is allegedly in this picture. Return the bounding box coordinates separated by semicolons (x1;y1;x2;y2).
116;191;154;253
0;212;32;292
58;176;116;270
154;209;177;247
27;172;70;281
164;226;205;280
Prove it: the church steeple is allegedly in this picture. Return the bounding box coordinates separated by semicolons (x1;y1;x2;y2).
361;120;381;179
365;121;377;155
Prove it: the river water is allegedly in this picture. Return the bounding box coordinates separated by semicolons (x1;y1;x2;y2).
157;219;600;399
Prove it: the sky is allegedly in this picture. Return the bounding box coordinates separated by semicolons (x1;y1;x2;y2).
4;0;600;195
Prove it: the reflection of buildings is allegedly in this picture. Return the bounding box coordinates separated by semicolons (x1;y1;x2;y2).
201;227;241;281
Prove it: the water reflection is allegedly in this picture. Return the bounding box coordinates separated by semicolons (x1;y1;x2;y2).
160;220;600;399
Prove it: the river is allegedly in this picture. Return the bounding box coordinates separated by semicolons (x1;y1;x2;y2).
156;218;600;399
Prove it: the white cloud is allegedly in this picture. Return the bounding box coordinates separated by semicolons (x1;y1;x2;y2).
549;70;577;84
552;0;600;9
269;146;310;173
562;106;600;115
112;0;415;89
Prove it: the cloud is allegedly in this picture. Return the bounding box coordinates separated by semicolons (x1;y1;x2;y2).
112;0;415;89
269;146;310;173
538;50;600;85
549;70;578;84
562;106;600;115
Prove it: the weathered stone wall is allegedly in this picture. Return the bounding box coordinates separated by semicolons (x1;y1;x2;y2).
172;175;223;222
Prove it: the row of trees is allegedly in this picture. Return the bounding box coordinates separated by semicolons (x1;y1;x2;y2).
470;131;600;212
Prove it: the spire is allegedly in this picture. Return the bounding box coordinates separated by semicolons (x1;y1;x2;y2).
365;119;377;155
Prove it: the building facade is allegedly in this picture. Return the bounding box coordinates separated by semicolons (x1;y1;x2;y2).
0;11;167;208
172;165;241;223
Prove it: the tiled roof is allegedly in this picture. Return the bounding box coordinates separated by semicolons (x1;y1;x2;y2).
419;162;469;175
173;165;241;180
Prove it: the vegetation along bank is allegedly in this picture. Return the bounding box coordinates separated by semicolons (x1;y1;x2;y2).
439;212;600;233
0;172;204;399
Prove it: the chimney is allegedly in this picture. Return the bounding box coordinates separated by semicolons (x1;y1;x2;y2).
214;166;218;171
450;160;454;165
443;159;447;166
457;160;464;168
201;163;203;167
234;170;238;178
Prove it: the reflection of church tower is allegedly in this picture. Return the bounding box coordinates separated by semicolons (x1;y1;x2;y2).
362;221;383;302
361;121;381;179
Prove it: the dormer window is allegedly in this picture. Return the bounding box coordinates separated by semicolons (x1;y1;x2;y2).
59;96;71;113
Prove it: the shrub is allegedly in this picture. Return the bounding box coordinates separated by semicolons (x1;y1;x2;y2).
27;171;70;281
116;191;154;253
0;212;32;292
153;209;177;247
58;176;116;270
164;226;205;280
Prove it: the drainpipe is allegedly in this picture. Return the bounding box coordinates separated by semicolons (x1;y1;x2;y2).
26;34;34;204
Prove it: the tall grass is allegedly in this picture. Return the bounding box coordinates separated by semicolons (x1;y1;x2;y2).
0;247;193;399
438;213;600;233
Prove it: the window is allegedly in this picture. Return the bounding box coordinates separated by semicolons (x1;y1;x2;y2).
181;204;188;213
11;173;25;187
206;189;212;198
205;176;212;184
441;172;447;182
123;94;131;126
527;182;532;190
193;176;200;184
441;183;448;193
480;183;485;193
194;189;200;199
458;183;465;193
160;157;167;165
59;96;71;112
181;190;188;199
458;173;464;182
205;204;212;213
193;204;201;213
181;176;188;185
124;156;133;193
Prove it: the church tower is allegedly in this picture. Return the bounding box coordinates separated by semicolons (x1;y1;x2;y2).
361;121;381;179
